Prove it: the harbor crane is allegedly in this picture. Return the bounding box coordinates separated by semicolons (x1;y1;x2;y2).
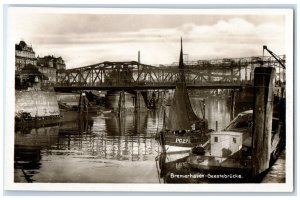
263;45;286;69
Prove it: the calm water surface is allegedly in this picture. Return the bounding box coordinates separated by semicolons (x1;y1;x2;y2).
14;96;231;183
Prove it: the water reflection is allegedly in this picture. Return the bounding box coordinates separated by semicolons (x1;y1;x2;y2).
14;126;59;183
102;111;151;136
157;152;192;183
14;146;41;183
14;96;233;183
191;97;231;130
14;111;161;183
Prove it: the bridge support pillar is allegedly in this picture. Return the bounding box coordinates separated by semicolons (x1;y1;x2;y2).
78;92;89;113
252;67;275;177
118;91;125;116
135;91;148;112
230;90;236;120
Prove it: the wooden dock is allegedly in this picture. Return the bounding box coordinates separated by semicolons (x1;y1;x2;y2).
261;150;286;183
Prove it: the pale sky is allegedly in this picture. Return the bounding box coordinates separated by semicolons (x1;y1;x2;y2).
8;8;287;69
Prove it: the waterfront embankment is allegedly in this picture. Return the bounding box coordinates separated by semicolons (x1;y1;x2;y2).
15;90;60;118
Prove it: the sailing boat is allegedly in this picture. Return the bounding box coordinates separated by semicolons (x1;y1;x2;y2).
157;38;213;153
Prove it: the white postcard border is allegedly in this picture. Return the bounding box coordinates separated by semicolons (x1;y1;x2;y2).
4;6;294;192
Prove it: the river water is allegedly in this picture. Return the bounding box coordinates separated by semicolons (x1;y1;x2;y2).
14;96;232;183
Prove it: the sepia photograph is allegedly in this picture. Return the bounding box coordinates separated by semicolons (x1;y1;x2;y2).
4;6;294;192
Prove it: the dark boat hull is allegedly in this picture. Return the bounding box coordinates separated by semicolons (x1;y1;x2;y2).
158;130;211;152
164;135;208;148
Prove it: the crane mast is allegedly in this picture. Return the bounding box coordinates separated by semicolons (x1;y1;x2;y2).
263;45;286;69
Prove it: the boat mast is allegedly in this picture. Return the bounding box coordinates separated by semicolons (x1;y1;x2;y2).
179;37;185;84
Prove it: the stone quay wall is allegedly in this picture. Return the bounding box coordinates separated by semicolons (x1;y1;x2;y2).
15;90;60;118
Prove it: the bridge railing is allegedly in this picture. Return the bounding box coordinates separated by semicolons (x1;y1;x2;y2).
56;68;247;86
55;56;285;88
55;79;252;87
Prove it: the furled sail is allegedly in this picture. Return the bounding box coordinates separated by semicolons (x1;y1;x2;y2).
166;38;200;130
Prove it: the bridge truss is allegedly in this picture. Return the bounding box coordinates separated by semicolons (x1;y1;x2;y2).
56;55;285;90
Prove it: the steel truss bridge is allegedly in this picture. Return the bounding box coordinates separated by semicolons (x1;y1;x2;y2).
54;55;285;91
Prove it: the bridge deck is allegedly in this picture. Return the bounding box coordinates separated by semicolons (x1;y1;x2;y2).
54;84;245;91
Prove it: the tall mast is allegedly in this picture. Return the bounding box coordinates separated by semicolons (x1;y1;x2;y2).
166;38;199;130
179;37;185;83
179;37;184;69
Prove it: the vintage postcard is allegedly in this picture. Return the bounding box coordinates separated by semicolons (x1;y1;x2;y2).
4;6;294;192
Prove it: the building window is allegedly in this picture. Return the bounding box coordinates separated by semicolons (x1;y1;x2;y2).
214;137;218;142
233;137;236;144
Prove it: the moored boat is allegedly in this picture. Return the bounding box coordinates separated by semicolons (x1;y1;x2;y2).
157;38;213;153
187;109;285;179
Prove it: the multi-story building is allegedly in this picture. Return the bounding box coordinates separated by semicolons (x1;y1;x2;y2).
15;41;37;72
37;55;54;68
36;55;66;84
16;64;48;90
37;55;66;70
37;56;56;84
54;56;66;70
15;40;66;86
38;65;57;84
